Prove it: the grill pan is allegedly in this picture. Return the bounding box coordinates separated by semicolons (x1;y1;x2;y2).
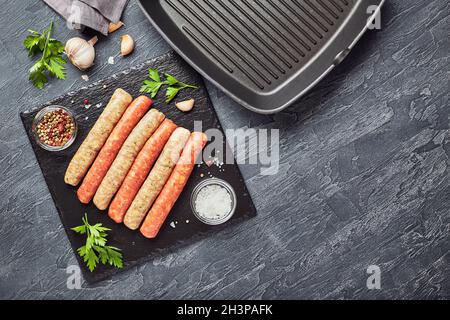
138;0;384;114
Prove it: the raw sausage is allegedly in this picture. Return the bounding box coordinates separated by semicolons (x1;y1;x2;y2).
108;119;177;223
123;127;190;229
93;109;165;210
64;88;132;186
140;132;207;239
108;119;177;222
77;96;153;204
123;127;190;230
77;96;152;204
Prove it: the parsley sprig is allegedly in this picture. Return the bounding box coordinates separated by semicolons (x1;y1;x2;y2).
140;68;198;103
23;21;66;89
71;214;123;272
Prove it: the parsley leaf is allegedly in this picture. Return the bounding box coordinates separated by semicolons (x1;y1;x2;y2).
95;246;109;265
148;68;161;82
164;73;180;86
48;38;65;56
71;225;86;234
28;65;48;89
24;22;67;89
163;73;198;102
164;73;198;89
86;250;99;272
23;31;43;57
48;56;66;79
140;79;164;98
105;247;123;268
140;68;166;98
71;213;123;272
166;86;181;103
140;68;198;103
77;245;87;257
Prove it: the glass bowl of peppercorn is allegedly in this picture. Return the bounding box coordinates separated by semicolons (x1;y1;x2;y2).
32;105;77;152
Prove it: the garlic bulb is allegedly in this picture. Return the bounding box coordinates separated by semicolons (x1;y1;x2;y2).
65;36;97;70
120;34;135;56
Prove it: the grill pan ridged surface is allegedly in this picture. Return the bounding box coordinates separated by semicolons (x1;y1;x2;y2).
139;0;384;113
164;0;355;90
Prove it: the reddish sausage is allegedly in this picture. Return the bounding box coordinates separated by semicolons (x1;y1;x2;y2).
77;96;152;204
140;132;207;238
108;119;177;223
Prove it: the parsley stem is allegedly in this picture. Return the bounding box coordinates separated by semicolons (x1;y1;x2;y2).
179;83;199;89
40;21;53;63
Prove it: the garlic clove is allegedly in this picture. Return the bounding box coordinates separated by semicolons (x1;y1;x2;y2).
175;99;195;112
65;37;96;71
120;34;135;56
108;21;124;34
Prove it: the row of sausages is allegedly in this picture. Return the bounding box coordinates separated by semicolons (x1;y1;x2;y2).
64;88;207;238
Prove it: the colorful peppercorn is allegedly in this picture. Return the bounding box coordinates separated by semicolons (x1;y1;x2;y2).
36;109;75;147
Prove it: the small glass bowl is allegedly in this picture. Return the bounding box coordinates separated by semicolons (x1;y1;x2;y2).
31;105;78;152
190;178;237;225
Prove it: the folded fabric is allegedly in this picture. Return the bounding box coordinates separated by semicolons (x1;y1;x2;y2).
80;0;128;23
43;0;128;35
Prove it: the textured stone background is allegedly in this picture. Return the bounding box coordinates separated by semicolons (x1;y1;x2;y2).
0;0;448;299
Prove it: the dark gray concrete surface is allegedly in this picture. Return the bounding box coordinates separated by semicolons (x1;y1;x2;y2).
0;0;448;299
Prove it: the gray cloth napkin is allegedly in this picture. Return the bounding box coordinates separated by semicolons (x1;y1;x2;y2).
43;0;128;35
80;0;128;23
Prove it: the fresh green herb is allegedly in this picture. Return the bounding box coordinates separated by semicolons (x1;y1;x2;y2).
140;68;166;99
23;21;66;89
71;213;123;272
140;68;198;103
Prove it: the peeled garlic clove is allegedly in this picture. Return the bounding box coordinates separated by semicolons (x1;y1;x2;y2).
176;99;195;112
108;21;124;34
120;34;135;56
65;36;97;70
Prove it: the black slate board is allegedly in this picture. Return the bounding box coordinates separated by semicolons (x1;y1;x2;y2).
20;51;256;284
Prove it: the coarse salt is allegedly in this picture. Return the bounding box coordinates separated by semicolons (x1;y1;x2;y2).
108;56;115;65
195;184;232;220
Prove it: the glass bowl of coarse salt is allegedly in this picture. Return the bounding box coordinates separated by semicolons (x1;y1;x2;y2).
190;178;237;225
